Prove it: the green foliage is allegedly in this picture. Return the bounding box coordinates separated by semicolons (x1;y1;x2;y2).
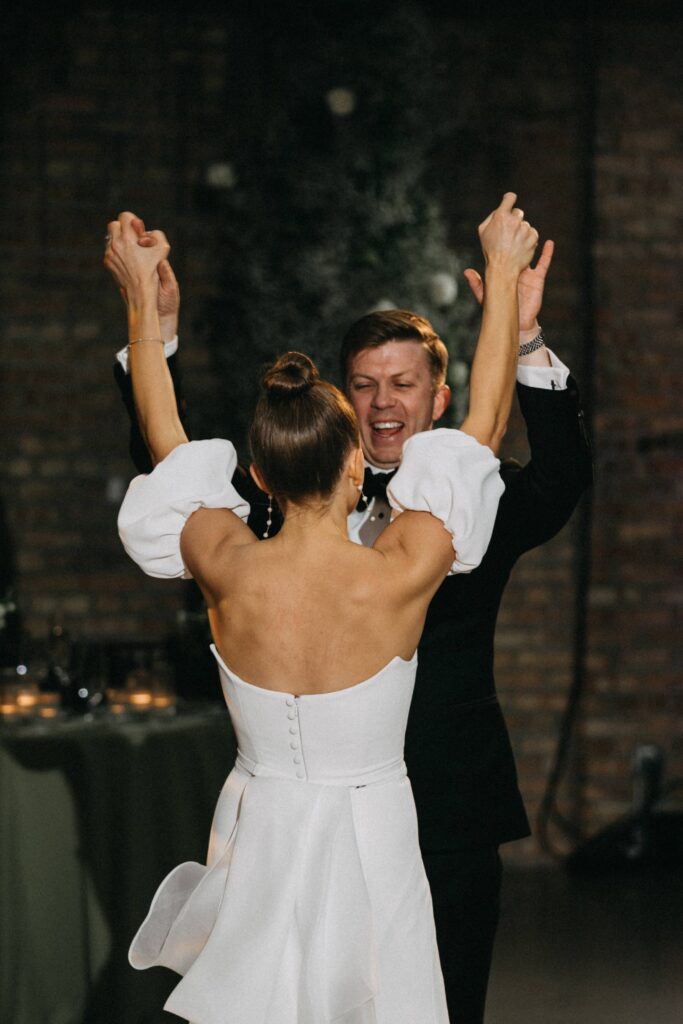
205;3;473;446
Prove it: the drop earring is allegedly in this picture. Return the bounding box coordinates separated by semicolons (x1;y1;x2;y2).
358;485;375;523
263;495;273;539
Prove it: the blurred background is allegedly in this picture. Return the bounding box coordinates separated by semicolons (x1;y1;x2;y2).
0;2;681;1022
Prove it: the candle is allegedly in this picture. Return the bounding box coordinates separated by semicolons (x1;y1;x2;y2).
0;677;42;718
16;692;39;709
152;694;174;708
130;691;153;706
38;707;60;719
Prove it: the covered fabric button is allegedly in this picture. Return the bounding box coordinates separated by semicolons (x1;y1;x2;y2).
293;755;302;765
285;698;294;707
296;770;305;779
287;710;296;720
290;741;299;750
289;726;297;735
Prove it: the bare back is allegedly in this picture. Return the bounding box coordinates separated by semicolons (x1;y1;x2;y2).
182;507;452;695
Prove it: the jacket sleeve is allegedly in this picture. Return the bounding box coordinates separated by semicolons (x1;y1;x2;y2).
491;376;593;562
113;352;191;476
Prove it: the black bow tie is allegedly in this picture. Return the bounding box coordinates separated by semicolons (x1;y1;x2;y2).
356;467;396;512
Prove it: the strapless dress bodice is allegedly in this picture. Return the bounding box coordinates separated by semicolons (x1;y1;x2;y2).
211;645;417;787
129;646;448;1024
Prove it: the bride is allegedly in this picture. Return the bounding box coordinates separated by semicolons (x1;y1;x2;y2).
106;196;537;1024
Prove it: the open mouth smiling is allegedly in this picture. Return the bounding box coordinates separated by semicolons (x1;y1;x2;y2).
370;420;404;438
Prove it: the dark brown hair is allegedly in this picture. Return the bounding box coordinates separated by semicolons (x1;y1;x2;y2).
339;309;449;390
249;352;360;504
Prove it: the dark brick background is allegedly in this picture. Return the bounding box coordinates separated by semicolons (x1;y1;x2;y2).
1;7;680;862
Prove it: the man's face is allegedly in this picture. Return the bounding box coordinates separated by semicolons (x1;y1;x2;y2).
347;340;451;468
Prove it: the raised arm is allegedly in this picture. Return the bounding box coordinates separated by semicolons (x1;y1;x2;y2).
371;195;538;602
104;211;186;465
464;237;556;370
459;192;539;454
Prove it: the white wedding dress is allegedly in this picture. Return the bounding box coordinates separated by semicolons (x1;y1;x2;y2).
118;431;503;1024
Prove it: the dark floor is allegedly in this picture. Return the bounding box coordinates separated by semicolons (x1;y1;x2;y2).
486;867;683;1024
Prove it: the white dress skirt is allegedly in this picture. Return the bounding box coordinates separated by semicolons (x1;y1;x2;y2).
118;431;504;1024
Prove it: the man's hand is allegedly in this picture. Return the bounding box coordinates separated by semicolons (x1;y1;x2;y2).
463;239;554;333
155;259;180;340
106;214;180;339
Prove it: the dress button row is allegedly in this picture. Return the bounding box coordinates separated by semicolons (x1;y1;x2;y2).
284;696;304;777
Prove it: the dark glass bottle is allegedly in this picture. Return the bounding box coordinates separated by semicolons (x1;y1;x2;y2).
0;587;22;669
43;623;86;710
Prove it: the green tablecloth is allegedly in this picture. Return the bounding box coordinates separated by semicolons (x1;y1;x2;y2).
0;707;236;1024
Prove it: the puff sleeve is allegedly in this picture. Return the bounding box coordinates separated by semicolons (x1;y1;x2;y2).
387;428;504;574
117;440;250;580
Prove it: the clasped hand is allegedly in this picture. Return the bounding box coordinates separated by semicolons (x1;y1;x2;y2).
466;194;554;332
104;212;174;313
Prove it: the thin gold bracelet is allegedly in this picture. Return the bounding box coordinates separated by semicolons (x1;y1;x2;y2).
127;337;164;346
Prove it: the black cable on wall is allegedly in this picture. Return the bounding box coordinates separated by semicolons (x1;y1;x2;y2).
537;14;599;856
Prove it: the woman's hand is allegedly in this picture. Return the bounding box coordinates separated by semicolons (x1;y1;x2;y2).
106;214;180;339
477;193;539;276
103;212;170;311
103;213;186;464
459;193;537;453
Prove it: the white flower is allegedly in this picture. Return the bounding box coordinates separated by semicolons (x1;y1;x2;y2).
369;298;396;312
0;599;16;630
450;360;469;387
105;475;126;504
206;162;237;189
326;87;356;117
429;271;458;307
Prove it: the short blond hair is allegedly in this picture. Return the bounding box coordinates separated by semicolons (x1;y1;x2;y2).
340;309;448;391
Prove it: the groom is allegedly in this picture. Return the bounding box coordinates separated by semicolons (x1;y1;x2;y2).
111;224;592;1024
340;299;591;1022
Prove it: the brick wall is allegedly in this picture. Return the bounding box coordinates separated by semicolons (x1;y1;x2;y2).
435;16;682;861
582;20;683;835
0;7;236;643
1;8;680;861
433;19;590;863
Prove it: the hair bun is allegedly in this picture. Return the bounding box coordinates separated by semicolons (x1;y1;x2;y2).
262;351;319;397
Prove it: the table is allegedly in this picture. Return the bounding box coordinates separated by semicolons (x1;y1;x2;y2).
0;707;236;1024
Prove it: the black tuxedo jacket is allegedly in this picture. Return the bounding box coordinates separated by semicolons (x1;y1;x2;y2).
407;378;592;852
115;359;592;853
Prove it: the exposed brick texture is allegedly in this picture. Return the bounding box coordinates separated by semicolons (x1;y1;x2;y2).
434;20;589;863
1;9;680;862
581;21;683;840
